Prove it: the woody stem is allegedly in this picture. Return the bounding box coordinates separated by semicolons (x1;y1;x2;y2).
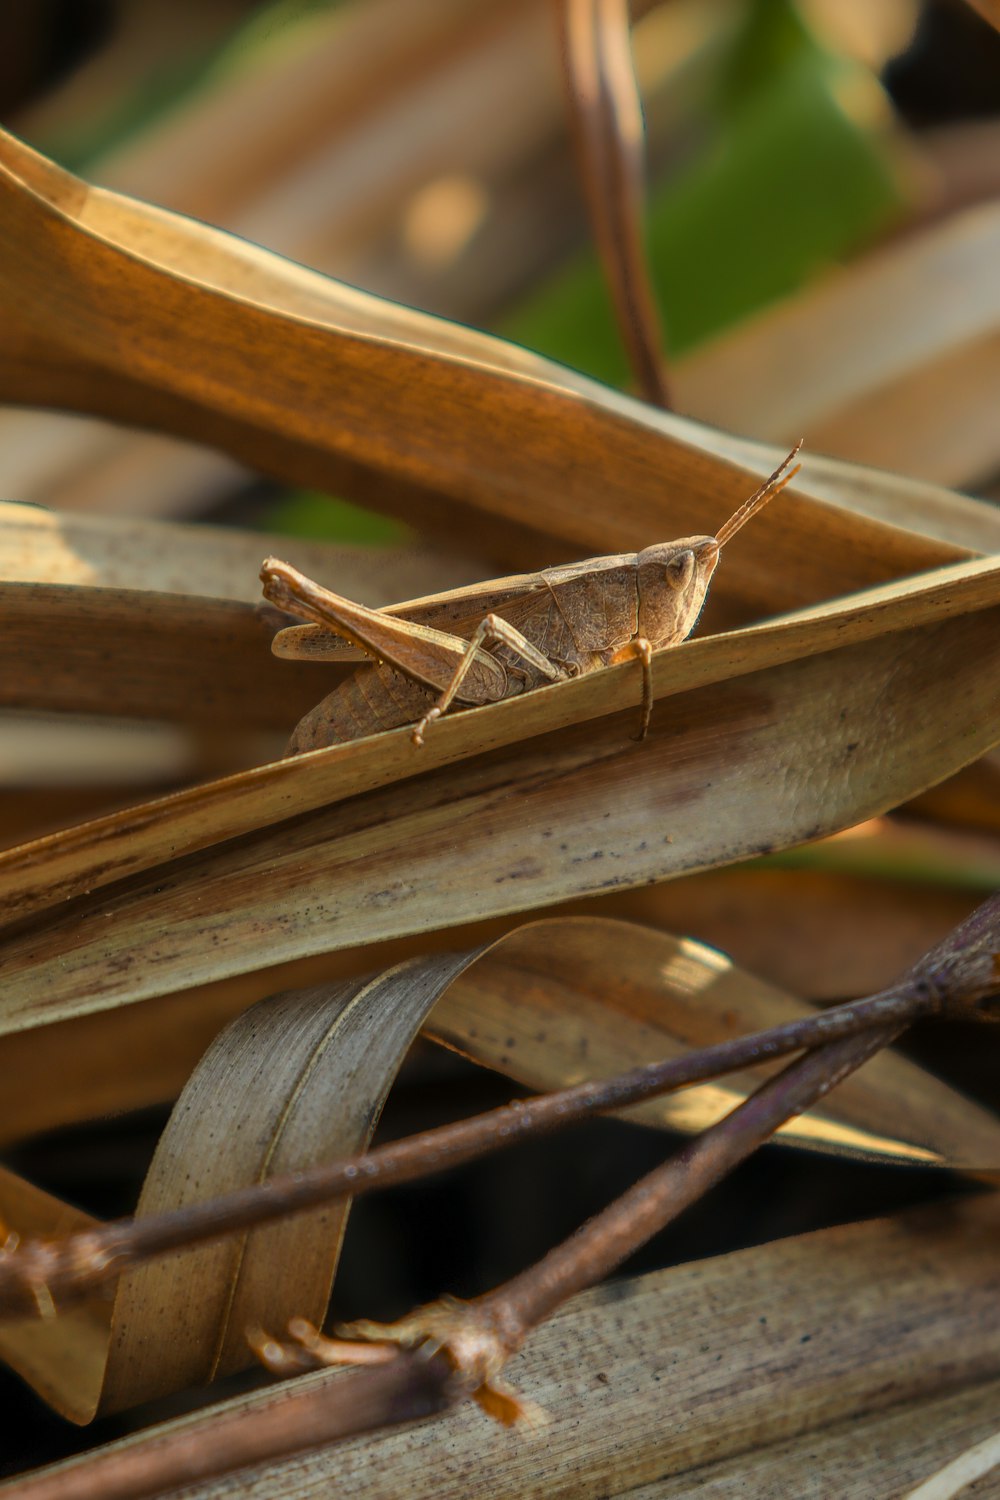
475;1025;899;1346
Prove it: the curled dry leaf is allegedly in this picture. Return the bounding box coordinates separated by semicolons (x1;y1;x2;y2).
0;127;976;629
0;871;980;1148
0;917;997;1421
0;0;560;521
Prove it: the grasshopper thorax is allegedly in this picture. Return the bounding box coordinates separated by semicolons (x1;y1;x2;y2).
635;536;719;649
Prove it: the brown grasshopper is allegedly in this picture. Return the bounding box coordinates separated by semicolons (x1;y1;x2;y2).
260;444;801;753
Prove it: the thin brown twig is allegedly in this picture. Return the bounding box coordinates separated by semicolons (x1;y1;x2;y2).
479;1025;901;1340
264;1024;905;1437
0;1027;904;1500
1;1350;459;1500
0;983;930;1319
554;0;671;406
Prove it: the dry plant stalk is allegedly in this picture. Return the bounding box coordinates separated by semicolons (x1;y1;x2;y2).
554;0;670;407
261;446;801;747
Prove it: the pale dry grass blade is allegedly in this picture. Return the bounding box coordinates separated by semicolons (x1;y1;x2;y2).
1;589;997;1031
99;956;480;1416
677;204;1000;487
1;0;552;519
0;862;994;1143
902;1428;1000;1500
0;500;478;602
1;0;724;521
424;920;1000;1170
7;1197;997;1497
711;434;1000;555
0;583;323;728
624;1381;1000;1497
0;1168;107;1417
0;954;477;1419
613;869;985;1001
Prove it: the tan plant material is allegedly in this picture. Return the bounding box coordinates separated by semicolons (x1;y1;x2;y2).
678;203;1000;487
0;498;476;603
4;551;999;939
0;0;560;521
250;874;1000;1437
1;108;999;1497
7;904;997;1320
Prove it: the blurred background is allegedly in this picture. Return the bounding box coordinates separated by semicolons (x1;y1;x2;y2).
3;0;1000;544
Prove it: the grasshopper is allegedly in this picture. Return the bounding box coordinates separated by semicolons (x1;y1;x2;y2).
260;444;801;753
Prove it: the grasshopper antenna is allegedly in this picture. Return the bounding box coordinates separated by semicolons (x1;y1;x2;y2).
714;440;803;548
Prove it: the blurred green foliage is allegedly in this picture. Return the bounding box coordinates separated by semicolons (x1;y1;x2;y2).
506;0;906;381
31;0;906;542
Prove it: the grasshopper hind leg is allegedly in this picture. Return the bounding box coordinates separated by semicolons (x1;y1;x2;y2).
412;612;568;746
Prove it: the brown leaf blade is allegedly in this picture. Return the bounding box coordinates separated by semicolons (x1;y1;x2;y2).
1;569;999;1033
679;203;1000;488
2;555;997;928
427;920;1000;1170
0;127;972;625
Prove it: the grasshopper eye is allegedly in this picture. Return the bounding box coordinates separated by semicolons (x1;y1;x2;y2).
665;550;694;586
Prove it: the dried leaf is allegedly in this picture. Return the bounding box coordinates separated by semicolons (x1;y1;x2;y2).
0;869;985;1147
2;554;997;930
0;128;971;625
0;0;560;522
1;557;998;1025
0;582;324;727
0;499;475;603
424;920;1000;1169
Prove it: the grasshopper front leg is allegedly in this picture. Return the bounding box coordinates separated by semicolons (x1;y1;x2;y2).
609;636;654;740
413;613;569;745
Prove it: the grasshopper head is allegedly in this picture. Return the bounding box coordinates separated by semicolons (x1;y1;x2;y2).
637;443;803;650
636;537;719;648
